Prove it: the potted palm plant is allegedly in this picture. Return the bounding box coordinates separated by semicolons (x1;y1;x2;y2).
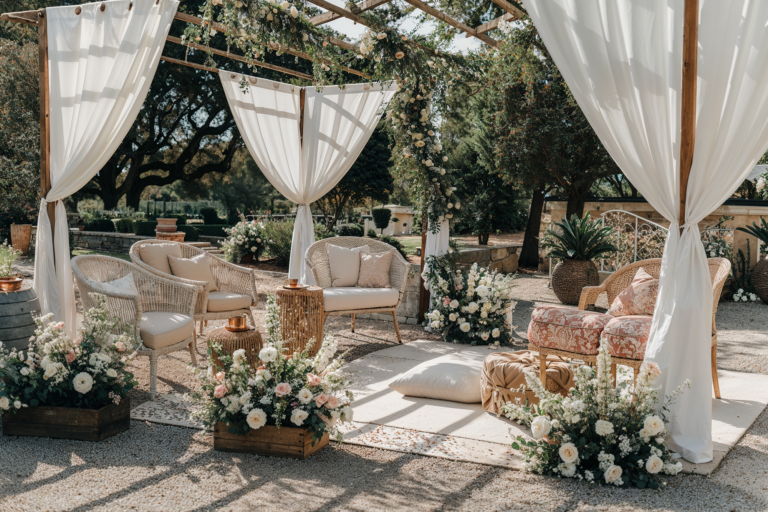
541;213;617;305
737;217;768;302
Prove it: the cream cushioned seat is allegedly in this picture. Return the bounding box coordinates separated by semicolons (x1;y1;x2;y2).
140;312;194;350
207;291;253;312
323;287;399;312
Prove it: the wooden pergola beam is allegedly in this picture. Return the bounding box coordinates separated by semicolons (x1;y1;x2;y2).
306;0;371;27
489;0;525;19
0;9;38;25
166;36;315;81
161;55;220;74
679;0;698;226
310;0;392;26
401;0;498;47
472;12;515;36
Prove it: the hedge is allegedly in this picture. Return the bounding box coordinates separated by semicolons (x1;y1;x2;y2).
196;224;230;237
83;219;116;233
177;225;199;242
114;218;134;233
134;221;158;237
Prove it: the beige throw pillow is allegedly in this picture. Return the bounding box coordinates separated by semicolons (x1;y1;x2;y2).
168;253;218;292
608;267;659;317
139;243;181;275
357;249;394;288
326;244;370;287
101;273;138;296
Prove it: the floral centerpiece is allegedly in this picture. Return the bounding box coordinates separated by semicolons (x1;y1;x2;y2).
221;217;265;264
0;296;140;413
423;258;515;345
502;344;686;489
193;294;354;444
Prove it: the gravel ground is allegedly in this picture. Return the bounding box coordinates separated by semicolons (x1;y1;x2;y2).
2;267;768;511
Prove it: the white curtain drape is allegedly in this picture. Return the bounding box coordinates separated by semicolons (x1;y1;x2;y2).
522;0;768;462
33;0;178;337
421;218;450;293
219;73;396;283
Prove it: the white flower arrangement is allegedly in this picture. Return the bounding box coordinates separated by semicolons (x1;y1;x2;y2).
0;295;140;411
502;343;687;489
221;217;265;263
424;258;515;345
732;288;758;302
193;294;354;442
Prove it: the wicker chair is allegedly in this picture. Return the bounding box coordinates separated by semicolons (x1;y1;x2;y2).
71;255;199;399
129;240;258;334
305;236;410;343
578;257;731;398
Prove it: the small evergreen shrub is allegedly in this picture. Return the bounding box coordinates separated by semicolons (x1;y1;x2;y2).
196;224;229;237
177;225;200;242
83;219;116;233
114;218;134;234
336;224;364;237
199;207;224;225
134;221;158;237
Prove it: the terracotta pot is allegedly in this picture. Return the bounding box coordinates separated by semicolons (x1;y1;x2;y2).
239;253;255;265
753;256;768;303
0;277;24;292
551;260;599;305
155;218;178;233
10;224;32;256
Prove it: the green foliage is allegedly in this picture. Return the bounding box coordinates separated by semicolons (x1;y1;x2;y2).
542;213;617;261
0;239;21;278
200;207;225;225
372;208;392;232
730;241;756;298
737;217;768;246
84;219;116;233
113;218;134;234
196;224;230;238
314;222;334;241
262;219;295;267
377;234;408;259
134;222;158;237
335;224;364;237
177;225;200;242
367;228;378;238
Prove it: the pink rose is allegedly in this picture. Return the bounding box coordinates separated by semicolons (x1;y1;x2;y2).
274;382;292;397
306;373;321;387
215;372;225;382
443;297;451;306
65;350;76;364
73;337;82;347
54;322;65;330
326;395;340;409
214;385;227;398
114;341;126;353
315;393;328;407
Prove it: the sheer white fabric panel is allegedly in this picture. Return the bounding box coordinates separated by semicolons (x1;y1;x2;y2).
421;218;450;292
33;0;178;337
220;73;395;283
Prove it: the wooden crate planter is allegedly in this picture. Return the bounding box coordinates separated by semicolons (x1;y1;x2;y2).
1;398;130;442
214;422;329;459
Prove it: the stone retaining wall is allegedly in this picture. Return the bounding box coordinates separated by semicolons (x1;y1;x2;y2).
454;244;519;274
73;231;152;253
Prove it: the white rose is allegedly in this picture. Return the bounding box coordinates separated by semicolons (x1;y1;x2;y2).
492;328;500;338
645;455;663;474
20;367;29;376
643;415;664;436
246;408;267;430
480;332;489;341
259;346;278;363
290;408;309;426
298;388;313;404
595;419;614;436
450;300;459;309
480;311;488;319
106;368;118;378
425;159;433;167
560;462;577;477
0;397;9;410
341;405;354;422
531;416;551;440
459;322;470;333
442;156;448;162
604;464;623;483
73;372;94;394
559;443;578;464
290;5;298;17
455;203;461;210
14;401;21;409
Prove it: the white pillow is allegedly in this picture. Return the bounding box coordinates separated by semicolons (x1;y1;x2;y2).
168;253;218;292
388;355;482;403
101;273;138;296
326;244;370;287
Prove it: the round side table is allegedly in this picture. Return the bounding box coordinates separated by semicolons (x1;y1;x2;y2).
206;326;263;371
275;285;324;358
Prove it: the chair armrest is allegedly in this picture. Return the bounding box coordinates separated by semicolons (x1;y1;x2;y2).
578;285;605;311
389;252;411;297
208;256;259;305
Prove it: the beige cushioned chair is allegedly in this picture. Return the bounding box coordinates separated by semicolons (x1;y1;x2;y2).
130;240;258;334
71;255;199;399
305;236;410;343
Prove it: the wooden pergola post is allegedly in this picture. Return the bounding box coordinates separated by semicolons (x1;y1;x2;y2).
38;8;55;257
679;0;698;227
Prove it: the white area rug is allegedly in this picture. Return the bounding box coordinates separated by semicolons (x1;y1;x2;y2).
131;393;203;429
342;340;768;474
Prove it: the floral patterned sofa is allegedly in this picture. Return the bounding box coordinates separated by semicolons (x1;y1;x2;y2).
528;258;731;398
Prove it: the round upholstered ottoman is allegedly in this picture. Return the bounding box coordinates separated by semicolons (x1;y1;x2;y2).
481;350;575;413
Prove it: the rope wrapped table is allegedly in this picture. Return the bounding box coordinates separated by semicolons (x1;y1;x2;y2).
206;326;264;371
275;285;324;358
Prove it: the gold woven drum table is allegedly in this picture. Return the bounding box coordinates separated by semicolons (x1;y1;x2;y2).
275;285;324;358
206;326;263;371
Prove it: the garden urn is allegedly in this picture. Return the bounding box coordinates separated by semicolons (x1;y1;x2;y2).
551;260;599;305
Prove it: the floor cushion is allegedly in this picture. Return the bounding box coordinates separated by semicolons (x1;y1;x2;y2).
207;291;252;312
601;315;653;359
327;244;370;287
323;287;400;312
140;312;194;350
528;305;613;355
140;243;181;276
389;354;482;403
168;253;218;292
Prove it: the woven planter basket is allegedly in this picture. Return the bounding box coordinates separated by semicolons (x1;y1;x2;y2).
753;256;768;303
551;260;599;305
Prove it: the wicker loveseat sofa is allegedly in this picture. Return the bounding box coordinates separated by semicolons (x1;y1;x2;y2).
71;255;199;399
305;236;410;343
129;240;259;334
529;257;731;399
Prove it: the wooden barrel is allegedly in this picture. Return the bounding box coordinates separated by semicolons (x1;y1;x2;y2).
10;224;32;256
0;288;41;352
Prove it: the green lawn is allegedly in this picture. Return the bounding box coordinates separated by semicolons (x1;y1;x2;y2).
71;249;132;262
395;236;422;256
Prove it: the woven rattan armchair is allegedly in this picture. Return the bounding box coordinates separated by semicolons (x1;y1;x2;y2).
129;240;258;334
71;255;199;399
305;236;410;343
578;257;731;398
